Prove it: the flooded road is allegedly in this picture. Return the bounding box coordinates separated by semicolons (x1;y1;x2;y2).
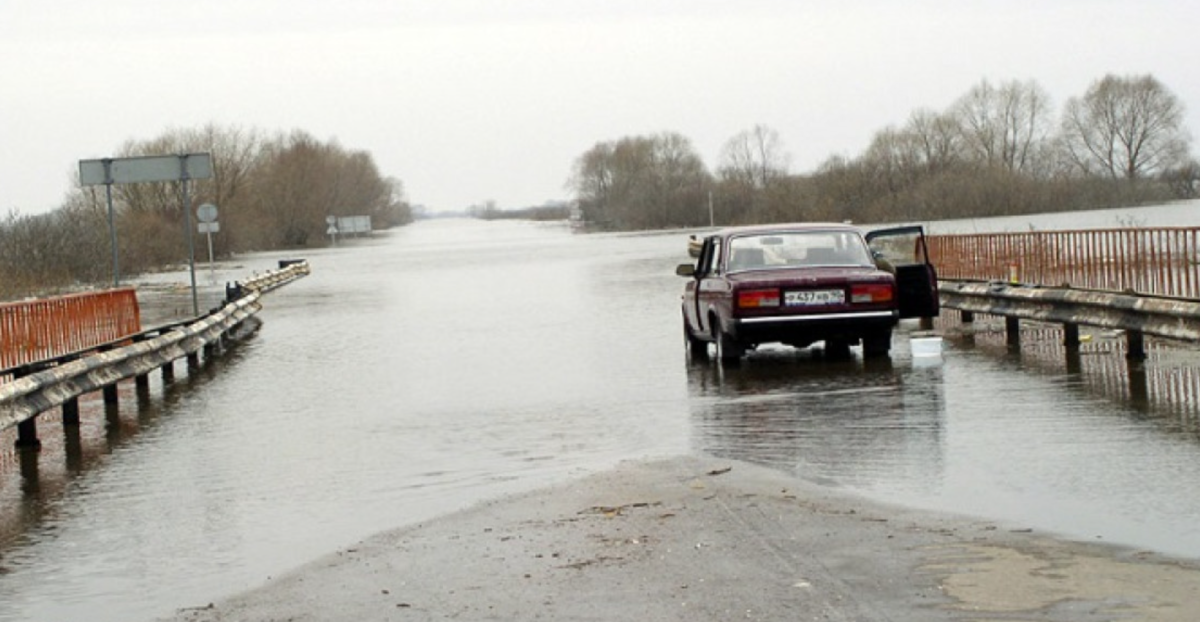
2;216;1200;621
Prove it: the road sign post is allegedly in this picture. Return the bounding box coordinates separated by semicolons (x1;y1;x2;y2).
326;215;338;245
80;153;213;315
197;203;219;281
103;160;118;286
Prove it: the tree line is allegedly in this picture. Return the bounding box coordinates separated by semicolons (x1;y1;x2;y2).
466;200;571;222
567;73;1198;230
0;124;412;300
3;73;1193;300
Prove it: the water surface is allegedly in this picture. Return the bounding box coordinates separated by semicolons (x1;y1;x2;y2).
2;213;1200;621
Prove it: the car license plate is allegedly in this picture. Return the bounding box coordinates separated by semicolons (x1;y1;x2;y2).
784;289;844;306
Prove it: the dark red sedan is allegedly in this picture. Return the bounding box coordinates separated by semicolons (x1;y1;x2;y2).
677;223;939;361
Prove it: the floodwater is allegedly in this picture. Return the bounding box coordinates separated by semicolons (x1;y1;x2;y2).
2;208;1200;621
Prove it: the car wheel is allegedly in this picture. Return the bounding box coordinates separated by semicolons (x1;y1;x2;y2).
684;314;709;360
712;319;742;363
862;330;892;359
824;339;852;360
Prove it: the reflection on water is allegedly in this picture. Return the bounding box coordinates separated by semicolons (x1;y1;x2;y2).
689;323;1200;557
689;336;946;494
944;314;1200;435
0;342;256;563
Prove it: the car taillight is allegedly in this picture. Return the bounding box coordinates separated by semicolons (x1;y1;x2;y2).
737;288;781;308
850;283;894;303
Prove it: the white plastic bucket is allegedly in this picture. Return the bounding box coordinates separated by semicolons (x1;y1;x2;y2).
910;336;943;358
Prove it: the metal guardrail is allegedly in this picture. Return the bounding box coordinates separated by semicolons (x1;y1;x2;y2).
939;280;1200;343
0;294;261;431
221;259;310;303
1;259;309;444
241;259;311;294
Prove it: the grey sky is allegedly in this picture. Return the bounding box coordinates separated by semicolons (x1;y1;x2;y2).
2;1;1196;213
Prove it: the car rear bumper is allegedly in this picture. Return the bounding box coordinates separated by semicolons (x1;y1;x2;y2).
729;310;898;345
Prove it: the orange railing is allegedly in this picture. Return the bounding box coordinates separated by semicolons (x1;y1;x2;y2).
0;288;142;371
928;228;1200;299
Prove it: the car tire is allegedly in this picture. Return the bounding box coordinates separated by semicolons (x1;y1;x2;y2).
712;319;742;363
862;330;892;359
824;339;852;360
684;314;709;360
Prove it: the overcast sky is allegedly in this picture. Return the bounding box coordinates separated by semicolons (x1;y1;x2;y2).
2;0;1197;213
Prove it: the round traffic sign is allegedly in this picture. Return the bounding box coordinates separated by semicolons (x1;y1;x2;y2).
197;203;219;223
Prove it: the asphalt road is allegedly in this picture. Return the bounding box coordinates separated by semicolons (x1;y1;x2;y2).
163;456;1200;622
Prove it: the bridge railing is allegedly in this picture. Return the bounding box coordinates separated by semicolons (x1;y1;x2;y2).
0;288;142;371
927;227;1200;298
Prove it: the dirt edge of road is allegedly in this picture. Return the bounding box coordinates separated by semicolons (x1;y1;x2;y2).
165;456;1200;622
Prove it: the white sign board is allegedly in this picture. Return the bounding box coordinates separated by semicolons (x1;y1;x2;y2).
198;222;220;234
80;153;213;186
336;215;372;234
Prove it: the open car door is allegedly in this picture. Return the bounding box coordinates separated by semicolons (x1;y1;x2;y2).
865;225;940;319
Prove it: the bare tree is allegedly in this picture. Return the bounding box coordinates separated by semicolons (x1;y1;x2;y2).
1059;74;1191;180
717;124;790;189
249;131;341;247
567;132;710;229
905;108;964;173
951;79;1052;173
1162;158;1200;199
714;125;792;222
567;141;615;224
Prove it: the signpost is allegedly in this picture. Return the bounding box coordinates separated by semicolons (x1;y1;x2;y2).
326;215;338;245
197;203;219;279
79;153;213;315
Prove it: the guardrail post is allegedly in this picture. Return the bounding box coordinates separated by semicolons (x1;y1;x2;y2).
13;368;40;448
63;397;80;425
103;384;119;406
105;400;120;428
1062;323;1084;373
15;419;40;448
187;352;200;369
1065;349;1083;375
133;333;151;393
1005;316;1021;349
162;360;175;384
1063;324;1080;350
1126;330;1147;362
1129;361;1149;405
19;447;39;492
65;424;83;473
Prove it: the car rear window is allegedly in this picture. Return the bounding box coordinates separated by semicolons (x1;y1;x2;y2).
727;230;873;271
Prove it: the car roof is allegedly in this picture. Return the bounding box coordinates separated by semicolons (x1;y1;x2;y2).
713;222;865;239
